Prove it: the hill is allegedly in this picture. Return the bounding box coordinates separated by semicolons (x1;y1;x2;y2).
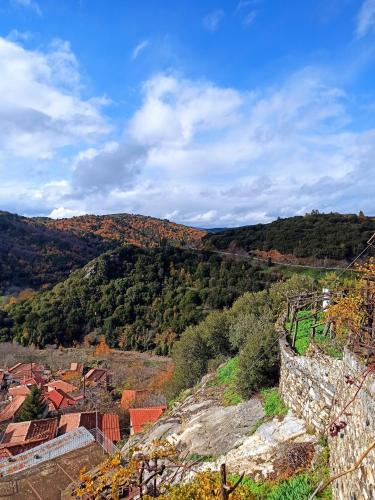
0;211;206;293
0;211;114;293
1;245;275;348
38;213;206;247
204;212;375;264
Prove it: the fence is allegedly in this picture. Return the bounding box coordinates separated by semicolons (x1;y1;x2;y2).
89;427;121;455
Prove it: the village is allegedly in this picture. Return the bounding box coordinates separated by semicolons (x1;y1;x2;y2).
0;340;171;498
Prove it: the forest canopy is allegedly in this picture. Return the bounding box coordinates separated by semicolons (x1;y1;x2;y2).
0;245;278;349
205;212;375;261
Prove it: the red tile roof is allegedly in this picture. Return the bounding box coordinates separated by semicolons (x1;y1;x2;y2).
44;388;78;411
8;385;32;398
120;390;150;410
84;368;107;384
128;407;166;434
101;414;121;442
0;395;27;423
8;363;44;377
0;418;58;456
58;412;120;442
44;379;77;394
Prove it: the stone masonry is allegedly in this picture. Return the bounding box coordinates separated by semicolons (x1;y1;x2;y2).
279;331;375;500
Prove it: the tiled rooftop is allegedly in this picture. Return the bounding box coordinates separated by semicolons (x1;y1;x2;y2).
128;406;166;434
0;396;26;423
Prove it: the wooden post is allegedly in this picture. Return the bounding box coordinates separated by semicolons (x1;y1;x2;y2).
139;462;144;498
292;319;299;348
153;458;157;497
290;306;296;332
310;324;316;339
220;464;228;500
322;321;330;337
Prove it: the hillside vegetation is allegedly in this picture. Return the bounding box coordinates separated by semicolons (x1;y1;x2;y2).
169;273;315;400
205;212;375;262
39;212;206;247
0;211;206;293
1;245;275;348
0;211;114;293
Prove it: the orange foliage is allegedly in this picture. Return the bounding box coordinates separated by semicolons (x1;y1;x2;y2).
146;364;174;392
41;213;206;248
94;335;111;356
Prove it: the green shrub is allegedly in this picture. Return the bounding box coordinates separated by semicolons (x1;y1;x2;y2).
261;388;288;417
268;474;313;499
236;321;279;399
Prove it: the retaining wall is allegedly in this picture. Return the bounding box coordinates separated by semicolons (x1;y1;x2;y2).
279;332;375;499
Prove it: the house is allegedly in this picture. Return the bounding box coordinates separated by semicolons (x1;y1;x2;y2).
120;389;150;410
0;395;27;423
58;411;120;442
44;379;78;394
8;363;44;383
44;388;83;412
70;362;83;374
0;418;58;456
8;384;32;399
128;406;166;435
83;368;109;388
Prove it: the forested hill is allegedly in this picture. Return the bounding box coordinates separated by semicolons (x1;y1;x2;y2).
0;211;114;293
0;211;206;293
38;213;206;248
204;213;375;263
0;245;276;348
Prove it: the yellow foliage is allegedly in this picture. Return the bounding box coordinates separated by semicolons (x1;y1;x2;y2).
144;471;254;500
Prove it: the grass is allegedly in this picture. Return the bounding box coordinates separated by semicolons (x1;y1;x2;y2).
286;310;343;358
215;357;239;384
230;474;314;499
210;357;243;406
261;388;288;417
187;453;217;463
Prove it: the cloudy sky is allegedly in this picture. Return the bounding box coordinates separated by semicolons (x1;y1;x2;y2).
1;0;375;227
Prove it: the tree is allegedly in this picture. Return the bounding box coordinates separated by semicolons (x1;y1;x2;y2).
16;386;47;422
236;319;279;398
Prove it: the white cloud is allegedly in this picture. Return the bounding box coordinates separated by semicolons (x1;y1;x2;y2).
356;0;375;37
203;9;225;32
132;39;149;60
10;0;41;16
0;36;109;159
2;63;375;227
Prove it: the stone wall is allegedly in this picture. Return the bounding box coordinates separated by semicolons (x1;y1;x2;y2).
279;332;375;499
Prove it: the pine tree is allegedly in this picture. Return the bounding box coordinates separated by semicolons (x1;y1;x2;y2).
16;386;47;422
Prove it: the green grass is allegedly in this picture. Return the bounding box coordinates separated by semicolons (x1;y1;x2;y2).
230;474;314;499
268;474;313;499
211;357;243;406
187;453;217;463
286;310;343;358
261;388;288;417
215;357;239;384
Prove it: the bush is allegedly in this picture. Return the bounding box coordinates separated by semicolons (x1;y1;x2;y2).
167;326;210;398
236;321;279;398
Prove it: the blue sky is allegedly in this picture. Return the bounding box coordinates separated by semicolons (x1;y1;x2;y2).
1;0;375;226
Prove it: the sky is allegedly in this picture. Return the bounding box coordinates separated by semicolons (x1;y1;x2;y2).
1;0;375;227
